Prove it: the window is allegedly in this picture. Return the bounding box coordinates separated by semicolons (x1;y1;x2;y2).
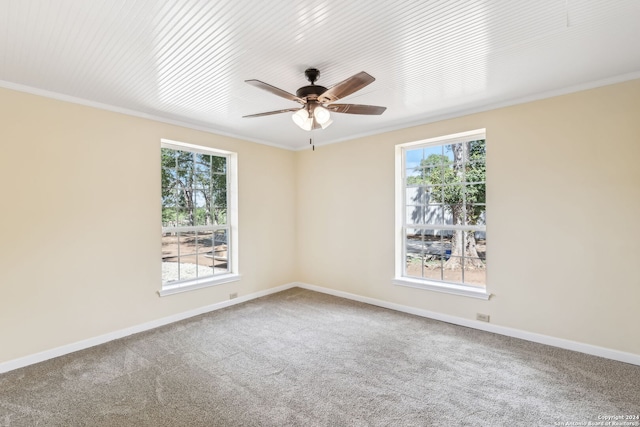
160;140;239;296
394;129;488;299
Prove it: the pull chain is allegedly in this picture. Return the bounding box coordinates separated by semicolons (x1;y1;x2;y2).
307;128;317;151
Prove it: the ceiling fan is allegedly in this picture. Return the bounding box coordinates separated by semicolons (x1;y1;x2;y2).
243;68;386;131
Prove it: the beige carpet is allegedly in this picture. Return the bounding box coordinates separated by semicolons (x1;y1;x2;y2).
1;288;639;426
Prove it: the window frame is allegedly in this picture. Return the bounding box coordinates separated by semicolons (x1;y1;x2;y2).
159;139;239;296
393;129;490;300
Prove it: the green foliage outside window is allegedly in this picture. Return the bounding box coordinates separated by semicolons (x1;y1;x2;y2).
161;148;227;227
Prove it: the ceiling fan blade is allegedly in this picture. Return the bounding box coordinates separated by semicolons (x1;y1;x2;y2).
327;104;386;115
317;71;376;103
243;108;301;118
245;79;304;104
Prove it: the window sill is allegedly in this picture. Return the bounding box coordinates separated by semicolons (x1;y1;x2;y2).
392;277;491;300
158;274;241;297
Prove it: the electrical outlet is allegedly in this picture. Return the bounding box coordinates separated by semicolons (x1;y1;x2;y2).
229;293;238;299
476;313;490;322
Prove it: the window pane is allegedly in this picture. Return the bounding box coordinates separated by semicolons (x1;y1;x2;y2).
406;205;425;224
212;174;227;190
419;185;439;204
468;140;486;162
422;145;445;165
406;166;423;186
211;156;226;174
195;231;214;278
467;204;486;226
175;207;189;227
462;230;482;259
161;190;176;218
442;204;462;225
406;187;427;206
161;231;211;283
442;256;463;284
424;205;444;225
179;232;197;256
194;190;208;226
439;229;455;258
161;147;176;161
416;164;446;186
174;231;198;281
211;183;227;225
465;183;485;204
441;183;463;207
405;148;422;171
463;258;486;287
211;174;227;225
443;143;460;164
210;207;227;226
465;161;485;184
405;230;450;281
441;206;454;225
405;253;424;278
405;228;425;255
161;231;179;284
424;230;446;256
429;163;450;182
475;231;487;260
162;204;177;228
162;165;177;189
177;150;194;171
423;253;444;281
195;156;210;172
213;229;229;274
196;153;211;167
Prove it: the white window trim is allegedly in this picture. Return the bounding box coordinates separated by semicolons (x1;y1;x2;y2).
393;129;491;300
158;273;241;297
159;139;240;297
392;277;490;300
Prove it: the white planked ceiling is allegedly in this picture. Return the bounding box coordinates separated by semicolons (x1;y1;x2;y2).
1;0;639;150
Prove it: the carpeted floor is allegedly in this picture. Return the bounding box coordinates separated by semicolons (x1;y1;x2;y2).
1;288;639;426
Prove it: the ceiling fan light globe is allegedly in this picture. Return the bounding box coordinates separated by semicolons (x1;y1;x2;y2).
301;117;313;131
320;118;333;129
292;109;308;128
314;106;331;124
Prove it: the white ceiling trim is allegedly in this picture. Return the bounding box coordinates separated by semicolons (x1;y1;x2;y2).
0;78;292;151
3;70;639;153
298;70;640;151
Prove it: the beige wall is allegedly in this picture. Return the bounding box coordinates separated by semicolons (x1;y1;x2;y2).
296;79;640;356
0;88;297;363
2;79;639;366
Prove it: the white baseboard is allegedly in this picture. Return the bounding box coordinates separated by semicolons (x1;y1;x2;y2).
3;281;638;373
0;282;298;374
294;282;640;367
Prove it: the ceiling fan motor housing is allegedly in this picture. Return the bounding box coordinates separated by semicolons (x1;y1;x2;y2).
296;68;327;101
296;84;328;101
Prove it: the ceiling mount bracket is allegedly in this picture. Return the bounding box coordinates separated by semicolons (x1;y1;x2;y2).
305;68;320;84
